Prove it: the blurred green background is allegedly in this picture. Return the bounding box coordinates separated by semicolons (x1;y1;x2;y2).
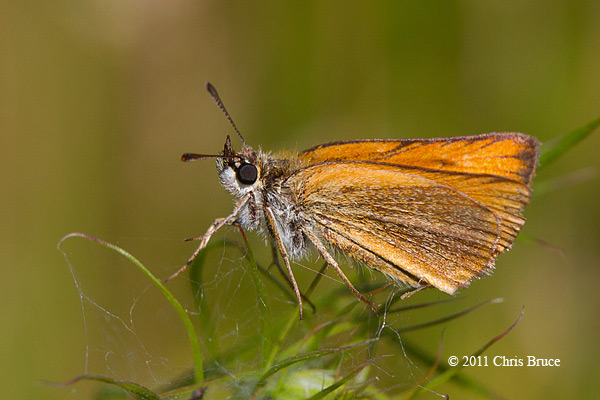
2;1;600;399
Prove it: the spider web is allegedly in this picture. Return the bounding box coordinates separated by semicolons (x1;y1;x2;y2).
59;232;454;398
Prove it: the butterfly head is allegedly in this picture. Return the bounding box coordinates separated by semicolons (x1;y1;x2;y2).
215;135;262;197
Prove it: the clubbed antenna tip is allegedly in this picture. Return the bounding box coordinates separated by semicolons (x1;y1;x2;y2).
205;82;245;146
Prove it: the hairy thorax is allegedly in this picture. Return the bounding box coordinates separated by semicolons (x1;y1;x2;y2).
217;147;310;259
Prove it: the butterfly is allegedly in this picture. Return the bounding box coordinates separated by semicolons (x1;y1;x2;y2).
167;83;540;319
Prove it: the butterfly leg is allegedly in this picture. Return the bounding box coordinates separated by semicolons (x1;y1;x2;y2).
304;230;377;312
269;241;317;313
265;207;304;319
164;193;251;282
400;284;430;299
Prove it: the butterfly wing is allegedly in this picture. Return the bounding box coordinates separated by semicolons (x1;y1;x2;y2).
288;134;539;293
299;132;539;186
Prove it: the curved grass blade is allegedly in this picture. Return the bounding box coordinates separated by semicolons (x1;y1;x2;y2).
532;166;597;197
398;339;499;399
257;261;316;313
187;239;244;361
414;308;525;398
281;299;361;361
401;330;445;400
383;297;463;315
237;226;273;365
265;308;300;369
379;299;505;398
52;374;159;400
306;355;391;400
58;233;204;383
539;116;600;168
251;341;374;399
397;298;503;333
161;369;258;399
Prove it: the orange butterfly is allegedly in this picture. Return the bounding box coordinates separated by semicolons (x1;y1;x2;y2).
167;83;540;319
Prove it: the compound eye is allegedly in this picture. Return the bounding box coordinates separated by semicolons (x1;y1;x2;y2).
236;163;258;185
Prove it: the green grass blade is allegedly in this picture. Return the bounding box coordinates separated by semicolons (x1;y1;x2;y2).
539;116;600;167
399;339;500;399
265;309;301;369
252;341;373;398
401;331;445;400
306;355;391;400
52;374;160;400
188;241;219;360
187;239;242;361
236;227;273;365
383;297;463;315
532;167;597;197
397;298;503;333
415;308;524;397
58;233;204;384
257;262;308;310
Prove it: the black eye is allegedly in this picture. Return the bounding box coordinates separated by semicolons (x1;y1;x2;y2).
236;163;258;185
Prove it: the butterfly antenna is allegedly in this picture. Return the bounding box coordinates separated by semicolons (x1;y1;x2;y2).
181;153;229;162
205;82;246;146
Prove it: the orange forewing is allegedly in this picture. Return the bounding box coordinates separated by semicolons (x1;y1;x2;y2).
290;133;540;294
300;133;539;186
